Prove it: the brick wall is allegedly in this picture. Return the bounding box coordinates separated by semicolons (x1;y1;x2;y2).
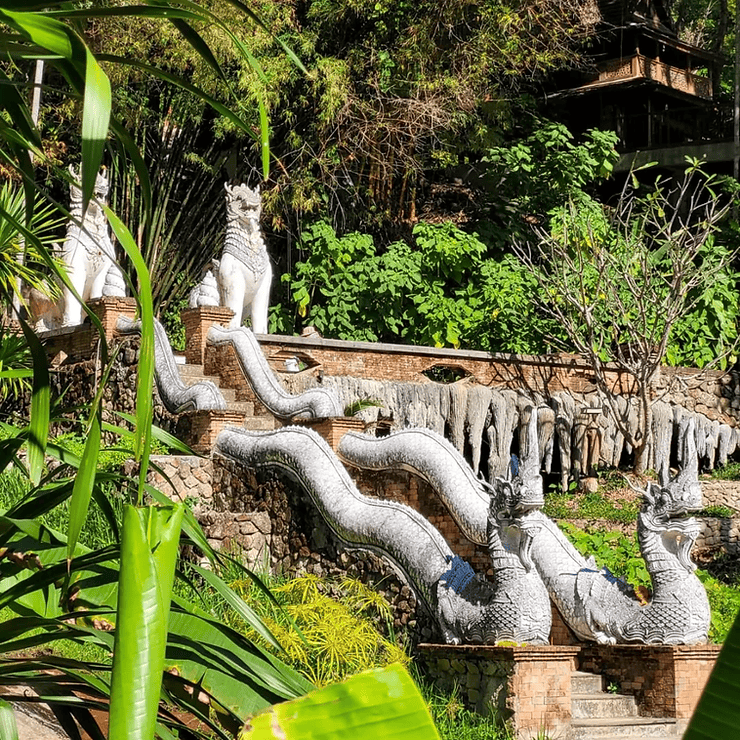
255;334;740;425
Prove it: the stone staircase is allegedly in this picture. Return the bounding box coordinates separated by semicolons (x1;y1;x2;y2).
177;359;278;431
569;671;679;739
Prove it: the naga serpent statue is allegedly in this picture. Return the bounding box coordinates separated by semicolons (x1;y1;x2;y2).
521;420;709;644
214;424;551;645
207;325;341;420
339;409;709;645
117;316;226;413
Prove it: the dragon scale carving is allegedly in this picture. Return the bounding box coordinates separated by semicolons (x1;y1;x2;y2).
207;325;341;420
214;425;549;644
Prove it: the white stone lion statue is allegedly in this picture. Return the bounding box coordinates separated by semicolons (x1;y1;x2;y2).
189;183;272;334
58;164;122;326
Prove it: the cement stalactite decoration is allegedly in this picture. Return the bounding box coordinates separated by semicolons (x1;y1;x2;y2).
60;165;123;327
189;183;272;334
279;373;740;486
214;425;551;645
207;324;341;420
117;316;226;413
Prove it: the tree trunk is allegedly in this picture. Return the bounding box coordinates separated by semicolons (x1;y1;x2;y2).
633;385;653;476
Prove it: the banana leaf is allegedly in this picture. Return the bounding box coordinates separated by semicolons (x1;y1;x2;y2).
240;664;440;740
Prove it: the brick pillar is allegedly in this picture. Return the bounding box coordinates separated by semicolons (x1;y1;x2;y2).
417;644;580;740
293;417;365;451
175;409;247;454
182;306;234;365
88;296;138;341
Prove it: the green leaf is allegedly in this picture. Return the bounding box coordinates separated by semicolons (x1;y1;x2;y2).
684;610;740;738
81;47;111;207
103;206;154;502
17;316;48;487
108;504;184;740
66;412;100;562
241;664;440;740
0;699;19;740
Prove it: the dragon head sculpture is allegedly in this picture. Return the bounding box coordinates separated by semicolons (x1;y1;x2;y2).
630;420;702;571
225;182;262;225
488;407;545;516
485;407;546;569
68;163;110;218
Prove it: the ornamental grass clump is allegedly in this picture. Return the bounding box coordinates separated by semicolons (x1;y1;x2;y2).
227;572;410;687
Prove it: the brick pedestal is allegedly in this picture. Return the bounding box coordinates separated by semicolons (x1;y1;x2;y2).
88;296;138;340
176;409;247;453
418;644;581;739
182;306;234;365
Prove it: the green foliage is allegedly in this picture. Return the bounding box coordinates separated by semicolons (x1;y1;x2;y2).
543;490;640;524
557;522;651;592
0;330;32;401
696;570;740;644
699;505;735;519
664;236;740;369
527;164;740;370
0;180;62;307
711;462;740;481
222;572;410;688
280;220;554;353
484;122;619;234
417;679;511;740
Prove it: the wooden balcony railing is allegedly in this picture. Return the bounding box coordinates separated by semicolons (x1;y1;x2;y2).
580;54;712;99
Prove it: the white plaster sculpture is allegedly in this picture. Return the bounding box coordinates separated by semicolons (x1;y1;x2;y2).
216;410;551;644
338;412;552;644
117;316;226;413
60;165;120;326
207;324;341;419
189;183;272;333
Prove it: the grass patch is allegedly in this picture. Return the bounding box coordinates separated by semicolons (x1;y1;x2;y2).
544;490;639;523
711;462;740;481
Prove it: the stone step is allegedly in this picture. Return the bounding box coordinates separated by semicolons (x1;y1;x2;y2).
230;401;255;415
569;717;679;739
180;372;223;387
571;670;604;694
572;693;639;719
177;363;206;377
243;416;279;431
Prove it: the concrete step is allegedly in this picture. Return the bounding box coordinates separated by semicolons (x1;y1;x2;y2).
572;693;639;719
569;717;679;739
177;363;206;378
243;416;279;431
571;670;604;694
